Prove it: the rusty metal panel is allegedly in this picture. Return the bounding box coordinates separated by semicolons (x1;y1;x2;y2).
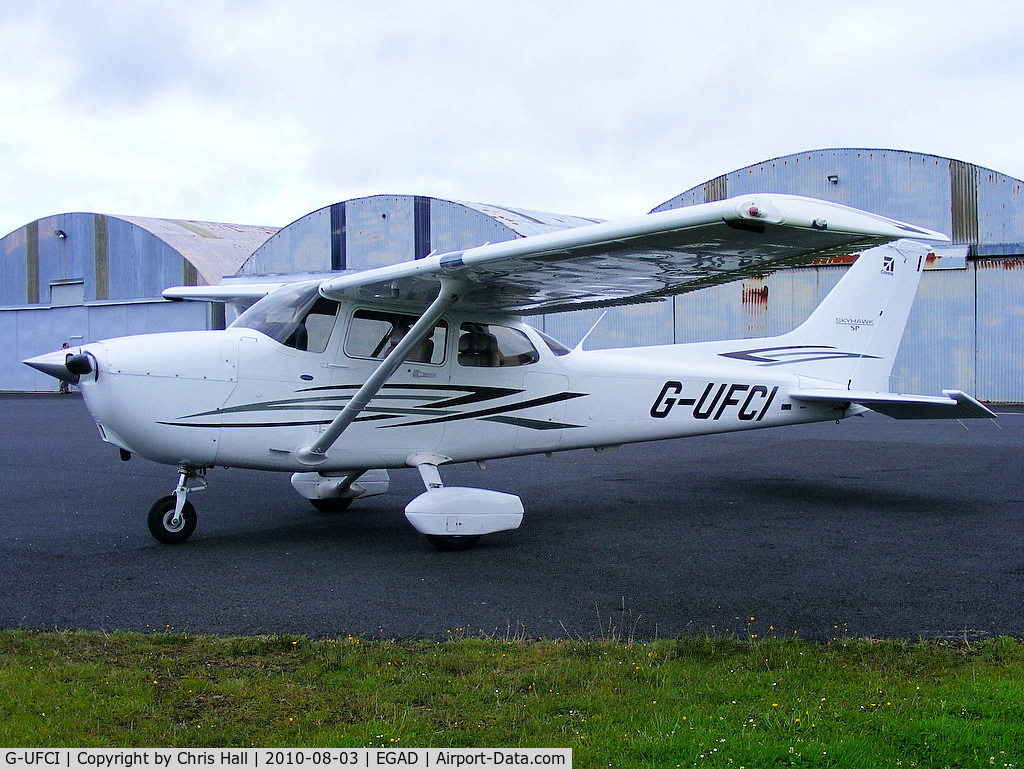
544;266;847;350
667;264;845;343
950;159;979;244
703;175;728;202
975;257;1024;403
764;265;845;336
672;280;745;342
94;214;108;299
26;220;39;303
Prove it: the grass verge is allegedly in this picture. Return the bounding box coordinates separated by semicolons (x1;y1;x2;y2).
1;630;1023;767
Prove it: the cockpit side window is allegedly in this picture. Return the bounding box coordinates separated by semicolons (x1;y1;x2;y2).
302;298;340;353
230;283;339;353
345;309;447;365
457;322;540;367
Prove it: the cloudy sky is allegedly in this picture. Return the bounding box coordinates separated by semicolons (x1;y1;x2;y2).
2;0;1023;236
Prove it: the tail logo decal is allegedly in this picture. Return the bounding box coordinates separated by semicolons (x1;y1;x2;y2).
720;346;880;367
835;317;875;331
882;255;895;275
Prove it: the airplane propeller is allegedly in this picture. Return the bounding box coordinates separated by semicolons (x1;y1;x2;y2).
24;350;95;384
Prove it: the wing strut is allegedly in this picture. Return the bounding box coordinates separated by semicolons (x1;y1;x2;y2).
294;279;461;466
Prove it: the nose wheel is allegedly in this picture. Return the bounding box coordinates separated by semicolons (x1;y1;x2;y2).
147;468;206;544
148;496;197;543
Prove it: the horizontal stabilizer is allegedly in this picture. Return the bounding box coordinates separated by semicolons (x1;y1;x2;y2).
790;389;996;420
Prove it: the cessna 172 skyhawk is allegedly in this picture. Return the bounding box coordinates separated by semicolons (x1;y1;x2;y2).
25;193;995;549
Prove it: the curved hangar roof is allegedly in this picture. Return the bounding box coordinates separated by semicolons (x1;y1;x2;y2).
237;194;603;276
653;148;1024;250
0;213;277;306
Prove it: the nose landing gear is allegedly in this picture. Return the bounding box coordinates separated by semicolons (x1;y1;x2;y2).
147;467;207;544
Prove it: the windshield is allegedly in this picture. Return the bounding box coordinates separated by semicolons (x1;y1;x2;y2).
230;283;339;352
535;328;571;357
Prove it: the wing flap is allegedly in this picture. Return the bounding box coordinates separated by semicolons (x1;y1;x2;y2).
318;194;949;314
791;388;996;419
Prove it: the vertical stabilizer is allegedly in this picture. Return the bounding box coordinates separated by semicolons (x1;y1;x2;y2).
771;239;931;391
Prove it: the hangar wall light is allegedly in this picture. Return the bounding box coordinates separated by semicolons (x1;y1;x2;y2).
827;175;840;185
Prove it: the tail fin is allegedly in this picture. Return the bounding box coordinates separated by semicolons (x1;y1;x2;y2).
770;239;930;390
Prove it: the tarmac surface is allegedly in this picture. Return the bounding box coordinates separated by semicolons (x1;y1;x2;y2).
2;393;1022;642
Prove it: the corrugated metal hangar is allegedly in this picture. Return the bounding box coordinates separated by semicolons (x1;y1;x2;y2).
1;214;277;391
654;149;1024;404
238;195;602;276
4;148;1023;402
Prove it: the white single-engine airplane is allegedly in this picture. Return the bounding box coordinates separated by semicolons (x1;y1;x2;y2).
26;194;995;549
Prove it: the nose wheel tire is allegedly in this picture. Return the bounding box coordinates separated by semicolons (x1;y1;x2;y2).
147;496;198;544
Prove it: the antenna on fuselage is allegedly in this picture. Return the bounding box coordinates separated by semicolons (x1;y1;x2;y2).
573;311;608;352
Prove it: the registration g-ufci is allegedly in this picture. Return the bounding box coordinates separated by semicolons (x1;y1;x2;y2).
5;753;61;766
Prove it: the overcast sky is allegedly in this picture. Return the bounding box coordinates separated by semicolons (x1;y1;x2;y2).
2;0;1023;236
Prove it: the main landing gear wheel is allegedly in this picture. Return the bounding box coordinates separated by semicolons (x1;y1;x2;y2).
147;495;197;544
310;497;354;513
426;534;480;551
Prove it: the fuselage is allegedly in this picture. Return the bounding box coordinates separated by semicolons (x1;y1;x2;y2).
69;298;845;472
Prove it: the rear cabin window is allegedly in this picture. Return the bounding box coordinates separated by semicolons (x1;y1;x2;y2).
231;283;339;353
344;309;447;365
457;323;540;367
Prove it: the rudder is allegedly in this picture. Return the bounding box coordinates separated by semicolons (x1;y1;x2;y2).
770;239;931;391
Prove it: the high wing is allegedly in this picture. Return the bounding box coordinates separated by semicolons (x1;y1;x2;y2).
162;282;289;315
317;193;948;314
162;283;287;303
